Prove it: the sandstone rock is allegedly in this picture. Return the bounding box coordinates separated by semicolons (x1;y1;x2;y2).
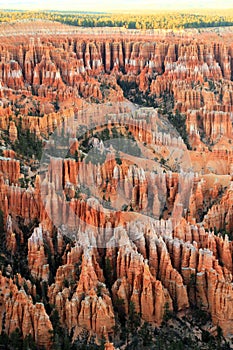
8;121;18;142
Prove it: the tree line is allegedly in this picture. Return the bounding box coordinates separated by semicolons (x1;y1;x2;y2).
1;10;233;29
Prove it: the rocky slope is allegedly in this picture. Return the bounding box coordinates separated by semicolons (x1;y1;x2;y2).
0;22;233;349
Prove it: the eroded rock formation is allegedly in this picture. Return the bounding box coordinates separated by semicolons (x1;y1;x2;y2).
0;22;233;349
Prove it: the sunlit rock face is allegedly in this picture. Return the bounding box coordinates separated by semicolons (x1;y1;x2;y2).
0;21;233;348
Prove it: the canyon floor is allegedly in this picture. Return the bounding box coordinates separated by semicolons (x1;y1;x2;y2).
0;20;233;349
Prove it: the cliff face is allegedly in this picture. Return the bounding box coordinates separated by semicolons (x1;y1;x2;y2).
1;23;233;349
47;246;115;339
4;172;232;335
0;272;53;348
0;32;233;149
0;156;20;184
0;123;233;344
28;226;49;281
112;234;174;324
